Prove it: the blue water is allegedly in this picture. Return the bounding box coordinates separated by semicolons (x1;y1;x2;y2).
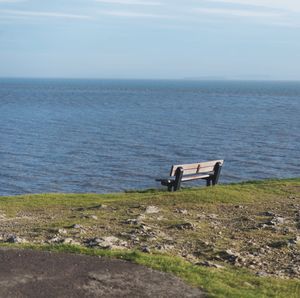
0;79;299;196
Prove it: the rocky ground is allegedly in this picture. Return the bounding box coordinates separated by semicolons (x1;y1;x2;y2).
1;180;300;279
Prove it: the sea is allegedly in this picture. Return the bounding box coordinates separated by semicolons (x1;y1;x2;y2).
0;79;299;196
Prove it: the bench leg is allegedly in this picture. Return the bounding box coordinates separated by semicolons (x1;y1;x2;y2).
212;162;222;185
174;167;184;191
206;179;211;186
167;185;173;192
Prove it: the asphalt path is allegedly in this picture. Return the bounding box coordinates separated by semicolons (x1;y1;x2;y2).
0;248;205;298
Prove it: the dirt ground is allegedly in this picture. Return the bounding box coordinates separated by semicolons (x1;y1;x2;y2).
0;248;205;298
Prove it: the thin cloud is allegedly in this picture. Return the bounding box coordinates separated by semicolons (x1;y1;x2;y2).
98;9;173;19
0;0;25;2
95;0;162;5
200;0;300;27
194;7;282;18
206;0;300;12
0;9;91;19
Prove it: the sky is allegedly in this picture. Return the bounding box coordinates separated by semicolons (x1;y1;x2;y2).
0;0;300;80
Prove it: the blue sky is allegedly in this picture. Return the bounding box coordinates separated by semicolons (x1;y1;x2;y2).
0;0;300;80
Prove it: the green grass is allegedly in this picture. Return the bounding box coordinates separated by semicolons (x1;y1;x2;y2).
1;178;298;207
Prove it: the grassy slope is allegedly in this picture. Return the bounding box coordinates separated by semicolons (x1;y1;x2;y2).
1;178;300;297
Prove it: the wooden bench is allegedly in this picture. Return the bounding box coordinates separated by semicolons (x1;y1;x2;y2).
156;160;224;191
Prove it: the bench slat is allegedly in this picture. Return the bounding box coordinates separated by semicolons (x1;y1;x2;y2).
170;160;224;176
181;174;210;182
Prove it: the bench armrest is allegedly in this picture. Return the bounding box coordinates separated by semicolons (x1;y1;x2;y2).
155;177;174;182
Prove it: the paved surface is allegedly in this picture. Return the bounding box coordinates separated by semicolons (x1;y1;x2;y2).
0;248;205;298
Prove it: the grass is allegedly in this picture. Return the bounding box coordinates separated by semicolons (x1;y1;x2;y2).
1;178;300;297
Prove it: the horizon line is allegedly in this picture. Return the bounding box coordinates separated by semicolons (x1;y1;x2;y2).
0;76;300;82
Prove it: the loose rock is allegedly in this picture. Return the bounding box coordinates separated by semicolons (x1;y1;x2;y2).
171;222;194;230
63;238;81;245
218;250;240;264
124;219;139;225
69;224;82;229
145;206;160;214
85;236;127;250
175;209;188;215
141;246;151;253
196;261;224;269
58;228;68;235
5;235;27;244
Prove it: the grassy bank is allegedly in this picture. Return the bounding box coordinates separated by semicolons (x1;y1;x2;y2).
1;178;300;297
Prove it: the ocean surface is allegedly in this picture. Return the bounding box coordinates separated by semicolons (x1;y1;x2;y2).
0;79;299;196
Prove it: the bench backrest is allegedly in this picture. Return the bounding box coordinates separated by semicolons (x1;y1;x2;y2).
170;160;224;176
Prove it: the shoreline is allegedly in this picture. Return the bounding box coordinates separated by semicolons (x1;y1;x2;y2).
1;177;299;198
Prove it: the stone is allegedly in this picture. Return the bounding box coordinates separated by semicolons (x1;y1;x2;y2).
259;248;266;254
288;236;300;246
75;207;85;211
140;224;152;232
196;261;224;269
272;217;285;225
262;211;276;217
137;214;146;221
124;219;139;225
175;209;188;215
6;235;27;244
63;238;80;245
118;232;139;242
145;206;160;214
208;214;218;219
85;238;102;247
87;204;105;210
218;250;240;264
70;224;82;229
58;228;67;235
48;236;63;244
282;227;292;234
256;271;268;277
155;244;174;251
235;205;244;209
141;246;151;253
197;214;206;220
171;222;194;230
90;215;98;220
86;236;127;250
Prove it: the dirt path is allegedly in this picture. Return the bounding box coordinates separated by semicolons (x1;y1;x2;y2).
0;248;205;298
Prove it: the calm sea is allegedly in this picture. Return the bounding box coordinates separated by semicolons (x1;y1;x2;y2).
0;79;299;196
